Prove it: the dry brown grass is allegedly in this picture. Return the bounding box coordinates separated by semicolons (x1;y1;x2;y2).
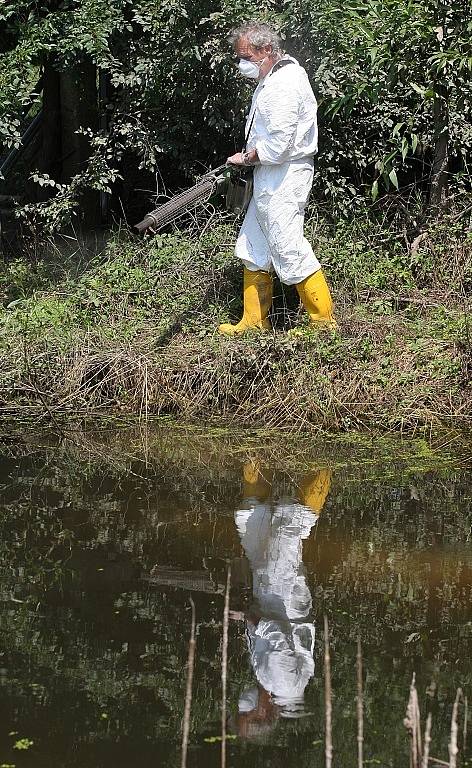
7;299;467;435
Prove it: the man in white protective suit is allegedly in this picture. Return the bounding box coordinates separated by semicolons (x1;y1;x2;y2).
233;460;332;738
218;21;336;336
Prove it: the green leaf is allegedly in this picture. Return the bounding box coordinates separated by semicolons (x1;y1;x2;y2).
410;82;425;96
371;179;379;201
389;169;399;189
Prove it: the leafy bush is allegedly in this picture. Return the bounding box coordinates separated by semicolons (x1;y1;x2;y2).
0;0;470;229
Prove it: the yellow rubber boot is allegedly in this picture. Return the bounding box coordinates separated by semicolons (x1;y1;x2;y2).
218;268;272;335
242;460;272;501
296;270;336;329
298;469;332;514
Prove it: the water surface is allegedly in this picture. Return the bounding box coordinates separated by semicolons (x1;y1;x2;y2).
0;426;471;767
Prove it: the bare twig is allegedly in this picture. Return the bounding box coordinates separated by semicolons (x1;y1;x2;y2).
324;615;333;768
449;688;462;768
450;202;472;224
221;566;231;768
356;637;364;768
181;598;197;768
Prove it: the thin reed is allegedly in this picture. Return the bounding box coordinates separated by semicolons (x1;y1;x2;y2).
181;598;197;768
449;689;462;768
221;567;231;768
356;637;364;768
422;713;432;768
179;612;469;767
324;615;333;768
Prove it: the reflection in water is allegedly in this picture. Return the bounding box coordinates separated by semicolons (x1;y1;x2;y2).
234;461;331;739
1;431;470;768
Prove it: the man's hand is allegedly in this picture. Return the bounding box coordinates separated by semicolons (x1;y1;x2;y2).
227;151;246;166
227;148;259;166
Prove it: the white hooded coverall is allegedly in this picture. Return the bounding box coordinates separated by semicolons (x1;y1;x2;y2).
235;498;317;716
236;56;321;286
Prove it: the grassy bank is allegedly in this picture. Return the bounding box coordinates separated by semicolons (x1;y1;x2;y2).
0;210;470;433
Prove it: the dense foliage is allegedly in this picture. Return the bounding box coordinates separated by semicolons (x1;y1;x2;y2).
0;0;470;229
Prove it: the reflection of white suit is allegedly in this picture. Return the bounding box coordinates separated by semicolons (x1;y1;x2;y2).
236;499;317;714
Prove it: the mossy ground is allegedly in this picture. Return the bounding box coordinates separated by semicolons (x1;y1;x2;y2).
0;212;470;434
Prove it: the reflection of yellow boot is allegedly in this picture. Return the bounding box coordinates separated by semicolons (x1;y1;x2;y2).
218;268;273;335
299;469;332;513
296;270;336;329
243;460;272;501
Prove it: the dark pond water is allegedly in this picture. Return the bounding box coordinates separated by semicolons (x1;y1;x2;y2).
0;425;471;768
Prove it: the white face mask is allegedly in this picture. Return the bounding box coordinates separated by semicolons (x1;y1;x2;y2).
238;56;266;79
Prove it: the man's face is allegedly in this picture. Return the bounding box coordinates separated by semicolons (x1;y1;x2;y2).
235;36;273;80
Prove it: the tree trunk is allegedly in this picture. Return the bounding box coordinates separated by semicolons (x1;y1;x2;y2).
38;57;99;224
38;59;62;195
59;58;97;182
60;58;99;225
429;84;449;209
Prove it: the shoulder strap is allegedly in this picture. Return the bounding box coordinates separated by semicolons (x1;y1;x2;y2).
269;58;295;76
243;111;257;150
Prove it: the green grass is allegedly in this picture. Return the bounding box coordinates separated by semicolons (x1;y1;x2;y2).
0;213;470;433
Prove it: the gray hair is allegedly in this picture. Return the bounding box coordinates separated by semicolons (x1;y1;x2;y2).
229;22;282;53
